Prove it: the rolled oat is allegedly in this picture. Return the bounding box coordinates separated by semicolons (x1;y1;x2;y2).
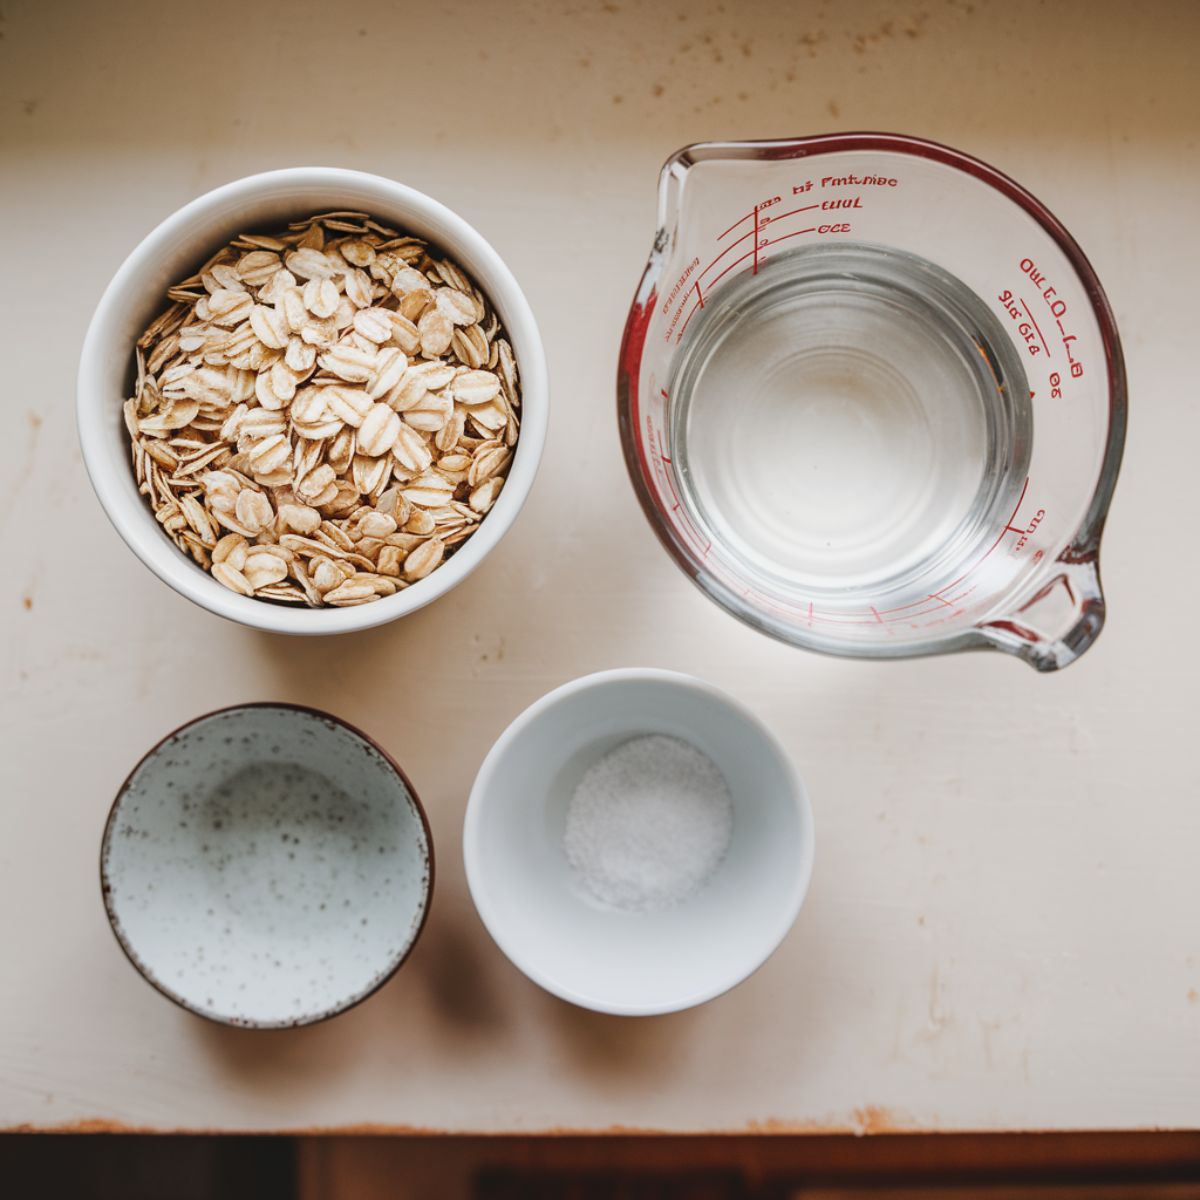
124;211;521;607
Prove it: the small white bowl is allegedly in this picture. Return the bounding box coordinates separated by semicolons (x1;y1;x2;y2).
77;167;548;634
463;669;814;1016
100;704;433;1028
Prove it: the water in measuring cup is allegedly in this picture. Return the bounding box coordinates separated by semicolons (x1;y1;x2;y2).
669;243;1031;599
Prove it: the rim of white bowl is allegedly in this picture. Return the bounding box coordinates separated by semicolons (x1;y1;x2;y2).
99;701;435;1029
77;167;548;635
463;668;815;1016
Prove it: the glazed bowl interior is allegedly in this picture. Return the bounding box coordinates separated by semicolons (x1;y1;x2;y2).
78;167;547;634
101;704;433;1027
464;670;814;1016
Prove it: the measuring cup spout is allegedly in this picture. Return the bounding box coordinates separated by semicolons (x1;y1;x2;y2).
977;546;1106;672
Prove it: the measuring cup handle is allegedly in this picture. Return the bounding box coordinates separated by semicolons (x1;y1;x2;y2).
977;548;1106;672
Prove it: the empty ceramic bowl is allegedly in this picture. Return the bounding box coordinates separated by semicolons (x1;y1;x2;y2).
100;703;433;1027
463;669;814;1015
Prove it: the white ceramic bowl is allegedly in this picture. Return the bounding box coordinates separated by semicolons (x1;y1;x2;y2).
100;704;433;1027
463;669;814;1015
78;167;548;634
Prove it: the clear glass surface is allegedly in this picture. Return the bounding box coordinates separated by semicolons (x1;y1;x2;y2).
618;135;1126;670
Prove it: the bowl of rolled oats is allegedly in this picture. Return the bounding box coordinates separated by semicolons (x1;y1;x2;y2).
78;168;547;632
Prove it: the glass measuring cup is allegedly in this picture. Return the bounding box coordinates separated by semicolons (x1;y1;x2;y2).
618;134;1126;671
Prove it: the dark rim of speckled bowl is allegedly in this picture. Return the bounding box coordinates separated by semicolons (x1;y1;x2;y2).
98;702;435;1030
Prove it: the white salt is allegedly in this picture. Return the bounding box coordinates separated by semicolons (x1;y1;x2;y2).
563;734;734;912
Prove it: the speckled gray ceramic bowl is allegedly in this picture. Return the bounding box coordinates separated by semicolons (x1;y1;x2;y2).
100;704;433;1028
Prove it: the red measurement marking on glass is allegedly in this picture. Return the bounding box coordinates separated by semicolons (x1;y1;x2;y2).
875;478;1028;618
1019;297;1052;358
656;456;710;557
768;203;820;224
717;209;753;240
895;604;954;623
889;584;977;624
887;599;954;623
811;615;900;626
920;612;961;630
706;246;759;292
717;202;819;241
702;204;820;281
678;241;765;339
873;605;898;634
765;227;818;250
881;591;957;617
667;280;700;343
752;593;806;617
933;477;1030;595
752;208;760;274
702;226;821;293
676;293;706;340
727;592;833;624
700;227;757;279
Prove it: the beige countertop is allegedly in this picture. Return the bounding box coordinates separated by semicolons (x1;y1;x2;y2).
1;0;1197;1134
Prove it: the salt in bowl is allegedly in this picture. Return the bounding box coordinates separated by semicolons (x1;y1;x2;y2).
463;669;813;1016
